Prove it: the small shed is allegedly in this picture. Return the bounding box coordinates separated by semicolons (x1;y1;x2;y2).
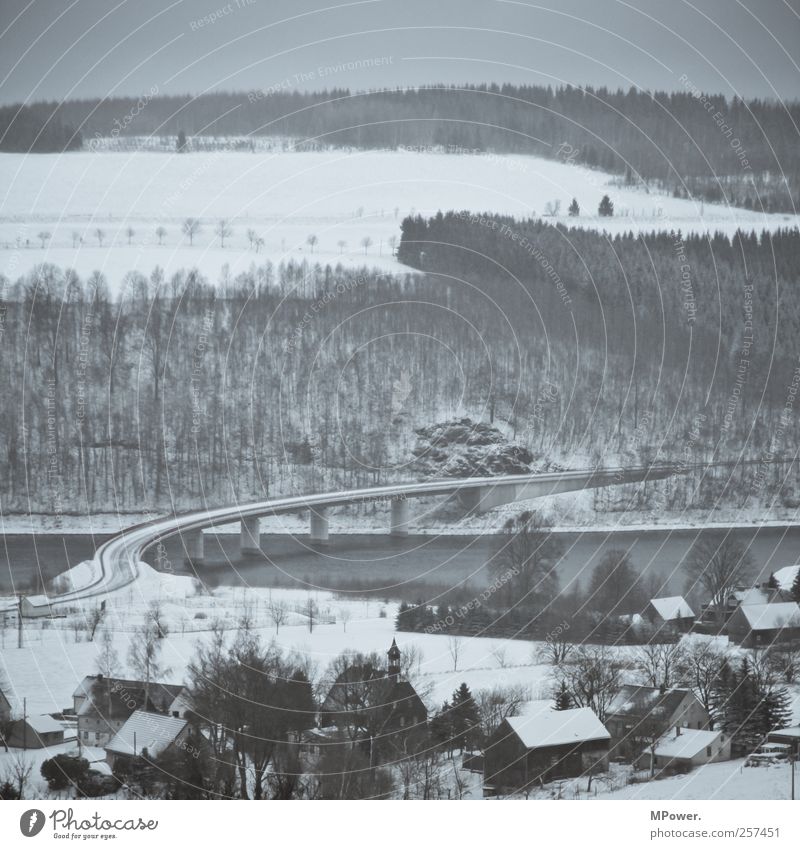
767;725;800;757
6;714;65;749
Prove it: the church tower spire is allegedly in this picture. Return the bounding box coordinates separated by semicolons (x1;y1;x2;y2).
387;638;401;681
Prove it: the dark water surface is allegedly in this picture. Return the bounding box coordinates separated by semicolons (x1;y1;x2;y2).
3;526;800;598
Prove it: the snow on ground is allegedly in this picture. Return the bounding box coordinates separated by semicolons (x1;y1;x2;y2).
595;759;795;801
0;563;552;718
0;742;109;799
2;149;797;294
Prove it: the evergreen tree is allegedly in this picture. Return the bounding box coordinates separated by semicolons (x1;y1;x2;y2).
450;683;481;751
286;669;317;736
598;194;614;217
767;572;779;590
554;681;572;710
790;568;800;602
758;686;792;735
430;700;452;749
568;198;580;216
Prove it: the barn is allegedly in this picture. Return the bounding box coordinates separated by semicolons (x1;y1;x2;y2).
483;701;609;795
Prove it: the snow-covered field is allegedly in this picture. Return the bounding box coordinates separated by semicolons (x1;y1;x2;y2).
0;563;547;718
1;148;797;294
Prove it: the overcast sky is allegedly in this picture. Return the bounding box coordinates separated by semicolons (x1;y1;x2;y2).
1;0;799;105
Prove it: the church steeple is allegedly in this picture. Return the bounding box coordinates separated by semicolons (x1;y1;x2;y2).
387;638;401;681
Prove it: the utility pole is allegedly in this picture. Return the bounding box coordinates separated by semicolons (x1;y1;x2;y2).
791;753;796;801
17;595;23;648
23;697;27;751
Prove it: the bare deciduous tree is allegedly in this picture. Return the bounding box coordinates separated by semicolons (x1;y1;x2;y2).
125;226;135;245
337;239;347;254
268;599;289;634
306;234;318;252
636;641;687;690
360;236;373;254
37;231;51;248
96;627;119;678
678;639;729;725
215;218;232;248
555;645;622;722
475;683;530;738
182;218;201;246
684;535;755;626
155;226;167;245
127;619;170;708
447;636;463;672
94;228;105;247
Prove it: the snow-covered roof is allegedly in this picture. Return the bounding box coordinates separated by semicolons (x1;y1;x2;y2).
105;711;187;757
773;565;800;592
738;602;800;630
733;587;771;606
505;701;609;748
654;727;723;760
650;596;694;621
769;725;800;739
26;714;64;734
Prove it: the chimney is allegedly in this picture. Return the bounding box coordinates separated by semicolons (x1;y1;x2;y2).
675;725;681;737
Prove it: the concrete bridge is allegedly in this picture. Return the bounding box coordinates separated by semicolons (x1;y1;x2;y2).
19;463;684;614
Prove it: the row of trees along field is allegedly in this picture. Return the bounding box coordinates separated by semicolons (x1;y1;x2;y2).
4;85;799;210
2;216;800;516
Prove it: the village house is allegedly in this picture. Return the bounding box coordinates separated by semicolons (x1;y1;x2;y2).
605;685;709;760
5;714;65;749
104;710;192;774
643;596;695;633
725;602;800;648
483;701;610;795
636;726;730;774
73;675;188;747
698;584;784;628
320;639;428;759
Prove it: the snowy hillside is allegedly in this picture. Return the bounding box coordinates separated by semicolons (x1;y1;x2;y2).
2;149;797;293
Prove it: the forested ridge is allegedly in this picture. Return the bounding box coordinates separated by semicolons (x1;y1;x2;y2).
2;215;800;518
4;84;799;210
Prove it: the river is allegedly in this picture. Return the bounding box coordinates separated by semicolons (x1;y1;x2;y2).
3;525;800;599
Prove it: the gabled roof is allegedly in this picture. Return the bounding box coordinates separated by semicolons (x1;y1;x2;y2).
0;688;11;710
504;701;609;749
649;596;694;621
737;602;800;630
653;727;723;760
75;676;185;722
773;565;800;592
732;587;771;606
105;711;188;758
607;685;693;721
24;714;64;735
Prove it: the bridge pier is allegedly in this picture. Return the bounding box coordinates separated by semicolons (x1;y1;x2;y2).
183;529;205;564
390;497;410;536
309;507;329;545
240;516;261;556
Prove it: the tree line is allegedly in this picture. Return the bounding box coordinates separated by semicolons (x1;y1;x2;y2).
5;84;799;209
